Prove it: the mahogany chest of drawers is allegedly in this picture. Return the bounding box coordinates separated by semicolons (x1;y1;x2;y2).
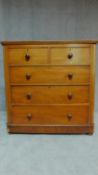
2;41;97;134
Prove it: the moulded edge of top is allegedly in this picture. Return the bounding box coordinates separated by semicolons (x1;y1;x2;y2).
1;40;98;45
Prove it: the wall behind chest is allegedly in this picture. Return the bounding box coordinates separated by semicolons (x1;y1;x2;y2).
0;0;98;111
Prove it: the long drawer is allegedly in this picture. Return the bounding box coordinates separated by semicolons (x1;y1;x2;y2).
10;66;90;85
11;106;89;125
11;86;89;104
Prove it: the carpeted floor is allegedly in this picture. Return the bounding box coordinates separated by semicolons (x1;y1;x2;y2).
0;112;98;175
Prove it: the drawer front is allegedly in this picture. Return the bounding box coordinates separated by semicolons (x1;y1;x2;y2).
51;47;90;65
8;48;48;65
11;106;89;125
10;67;90;85
11;86;89;104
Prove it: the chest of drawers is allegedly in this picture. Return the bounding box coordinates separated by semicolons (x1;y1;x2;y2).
2;41;97;134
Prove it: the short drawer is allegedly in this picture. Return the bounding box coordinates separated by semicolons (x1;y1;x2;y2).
11;86;89;104
8;48;48;65
10;66;90;85
51;47;90;65
11;106;89;125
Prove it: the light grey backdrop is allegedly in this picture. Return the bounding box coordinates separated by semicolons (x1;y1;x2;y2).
0;0;98;111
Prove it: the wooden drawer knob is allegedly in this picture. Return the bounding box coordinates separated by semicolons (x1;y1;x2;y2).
25;73;31;80
26;93;32;100
67;113;72;120
25;54;30;61
67;93;72;100
68;73;73;80
67;53;73;59
27;113;32;120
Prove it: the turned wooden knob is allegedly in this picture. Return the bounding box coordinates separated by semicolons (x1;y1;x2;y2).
67;53;73;59
26;93;32;100
27;113;32;120
67;93;73;100
68;73;73;80
25;54;30;61
67;113;72;120
25;73;31;80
